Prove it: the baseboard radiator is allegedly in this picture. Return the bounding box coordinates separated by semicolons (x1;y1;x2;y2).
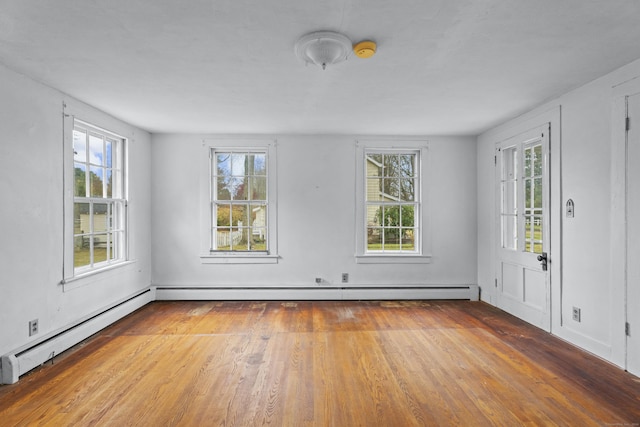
154;285;480;302
0;289;153;385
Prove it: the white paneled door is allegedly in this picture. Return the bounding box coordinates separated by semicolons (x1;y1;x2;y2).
626;93;640;376
496;125;551;331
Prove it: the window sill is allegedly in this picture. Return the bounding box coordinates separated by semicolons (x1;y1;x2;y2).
200;253;280;264
62;260;137;290
355;254;432;264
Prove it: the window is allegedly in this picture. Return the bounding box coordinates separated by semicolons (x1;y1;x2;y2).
200;139;278;264
355;140;430;264
365;151;419;253
211;150;268;252
71;120;127;272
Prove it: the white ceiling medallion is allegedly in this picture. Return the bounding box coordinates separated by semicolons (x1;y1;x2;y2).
294;31;352;70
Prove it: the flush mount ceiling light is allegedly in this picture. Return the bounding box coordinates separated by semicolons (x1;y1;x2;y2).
294;31;352;70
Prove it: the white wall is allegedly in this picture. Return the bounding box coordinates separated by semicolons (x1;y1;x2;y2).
151;134;477;290
0;63;152;357
477;57;640;367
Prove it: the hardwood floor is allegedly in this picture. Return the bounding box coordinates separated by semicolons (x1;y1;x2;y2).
1;300;639;426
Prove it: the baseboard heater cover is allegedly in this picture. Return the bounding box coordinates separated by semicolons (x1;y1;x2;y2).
1;288;153;385
154;285;479;302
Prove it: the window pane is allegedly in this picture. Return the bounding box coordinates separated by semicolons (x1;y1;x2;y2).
399;154;416;178
216;153;231;177
524;147;532;177
367;228;382;250
250;204;267;228
73;130;86;162
94;235;108;263
253;153;267;175
74;202;90;234
89;134;104;166
230;177;246;200
90;166;104;198
399;178;415;201
384;227;400;247
249;176;267;200
367;154;383;177
524;216;534;252
382;205;398;227
534;178;542;209
525;179;531;209
383;154;399;177
231;153;247;175
74;244;90;268
534;218;543;254
74;163;87;197
216;177;232;200
534;145;543;176
401;205;415;227
401;228;415;251
93;203;108;232
216;228;232;250
251;233;266;251
105;139;114;168
232;205;249;227
383;178;400;199
367;205;381;227
366;178;382;201
216;205;231;227
106;169;113;198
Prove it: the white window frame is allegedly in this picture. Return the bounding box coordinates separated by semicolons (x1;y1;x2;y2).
62;104;131;285
200;139;278;264
355;139;431;264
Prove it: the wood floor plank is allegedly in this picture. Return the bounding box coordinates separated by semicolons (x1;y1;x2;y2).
1;300;639;426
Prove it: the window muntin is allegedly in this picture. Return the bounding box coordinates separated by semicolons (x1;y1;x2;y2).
365;151;419;253
72;122;126;271
211;150;268;252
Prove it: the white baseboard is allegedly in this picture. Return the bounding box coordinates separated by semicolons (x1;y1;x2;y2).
154;285;479;301
1;289;153;384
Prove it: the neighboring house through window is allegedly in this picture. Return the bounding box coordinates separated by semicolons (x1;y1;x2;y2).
65;117;128;279
355;140;431;264
365;151;419;253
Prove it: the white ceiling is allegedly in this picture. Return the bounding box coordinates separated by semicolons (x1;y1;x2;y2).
1;0;640;135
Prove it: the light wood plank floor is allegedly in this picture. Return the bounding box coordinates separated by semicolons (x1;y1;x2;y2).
1;301;639;426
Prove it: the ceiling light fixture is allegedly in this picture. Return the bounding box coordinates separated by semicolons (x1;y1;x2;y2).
294;31;352;70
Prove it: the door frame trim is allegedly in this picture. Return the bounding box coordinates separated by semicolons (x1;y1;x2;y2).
611;80;640;370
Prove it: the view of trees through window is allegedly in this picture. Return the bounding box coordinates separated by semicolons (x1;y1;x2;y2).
72;123;125;269
365;152;419;252
212;151;268;251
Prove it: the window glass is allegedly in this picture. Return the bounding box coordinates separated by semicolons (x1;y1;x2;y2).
211;150;268;252
72;121;126;272
365;151;419;253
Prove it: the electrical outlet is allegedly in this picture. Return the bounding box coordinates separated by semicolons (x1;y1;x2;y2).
572;307;581;322
29;319;39;336
342;273;349;283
